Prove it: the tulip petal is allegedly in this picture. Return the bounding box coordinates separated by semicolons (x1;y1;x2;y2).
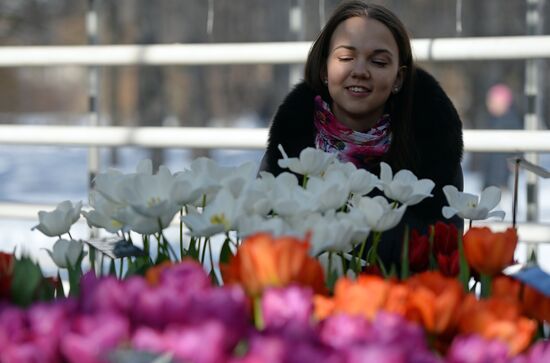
442;206;458;219
479;186;502;211
487;210;506;220
380;162;392;184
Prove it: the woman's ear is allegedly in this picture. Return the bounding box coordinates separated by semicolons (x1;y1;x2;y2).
392;66;407;93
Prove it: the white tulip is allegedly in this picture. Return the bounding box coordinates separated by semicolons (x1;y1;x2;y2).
317;252;360;280
170;177;204;207
32;200;82;237
379;162;434;206
182;157;242;207
442;185;505;220
119;165;180;220
341;208;372;242
94;160;153;204
277;145;335;176
81;191;124;233
181;189;244;237
302;212;357;256
180;206;225;237
48;238;86;268
93;169;127;204
348;168;382;196
219;161;257;198
236;215;288;238
240;179;273;216
353;196;407;232
270;172;318;216
306;175;350;213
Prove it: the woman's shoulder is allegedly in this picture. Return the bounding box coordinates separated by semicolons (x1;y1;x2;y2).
409;67;463;188
273;81;317;121
411;67;463;130
263;81;318;173
268;81;317;139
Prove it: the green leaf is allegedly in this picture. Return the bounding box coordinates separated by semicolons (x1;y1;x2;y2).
209;269;220;286
385;262;396;279
428;225;437;270
35;277;56;302
458;233;471;292
400;225;410;280
219;238;233;265
125;256;153;277
67;252;85;297
480;273;492;298
56;271;65;298
188;237;199;260
109;258;117;276
10;257;44;307
88;245;96;272
326;268;338;293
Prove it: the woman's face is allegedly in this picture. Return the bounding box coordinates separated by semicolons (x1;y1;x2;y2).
325;16;402;132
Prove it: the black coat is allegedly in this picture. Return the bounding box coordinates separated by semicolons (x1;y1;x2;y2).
260;68;464;269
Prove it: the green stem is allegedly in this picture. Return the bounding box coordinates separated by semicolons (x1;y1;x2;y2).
89;245;96;274
367;232;382;266
400;225;410;280
328;251;333;276
253;296;264;330
179;208;184;260
143;235;150;258
207;238;217;283
457;233;471;292
428;224;437;270
480;273;492;298
99;252;105;277
356;237;368;274
302;174;309;189
338;251;347;274
200;237;208;265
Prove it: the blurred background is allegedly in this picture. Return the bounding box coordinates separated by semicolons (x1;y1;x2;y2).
0;0;549;269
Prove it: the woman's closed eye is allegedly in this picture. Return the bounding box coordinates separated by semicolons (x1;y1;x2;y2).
338;56;354;62
371;59;389;67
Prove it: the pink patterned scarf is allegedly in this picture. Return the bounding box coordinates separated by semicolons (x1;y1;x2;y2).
313;96;391;170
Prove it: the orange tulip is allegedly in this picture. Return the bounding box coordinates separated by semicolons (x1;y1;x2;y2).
458;295;537;355
463;227;518;276
0;252;14;299
405;271;464;334
221;233;327;297
313;295;336;320
522;285;550;323
313;275;392;320
491;275;522;303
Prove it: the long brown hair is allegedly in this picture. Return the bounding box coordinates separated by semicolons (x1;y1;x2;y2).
304;1;417;172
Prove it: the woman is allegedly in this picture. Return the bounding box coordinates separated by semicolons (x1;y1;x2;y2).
260;1;463;269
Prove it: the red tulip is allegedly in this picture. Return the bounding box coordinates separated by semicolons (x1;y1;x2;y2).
409;229;430;272
433;221;458;256
0;252;14;299
437;250;459;277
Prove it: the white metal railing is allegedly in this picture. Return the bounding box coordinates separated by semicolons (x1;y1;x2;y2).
2;125;550;152
0;36;549;67
2;35;550;244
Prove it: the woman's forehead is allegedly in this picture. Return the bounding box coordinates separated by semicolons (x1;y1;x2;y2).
329;16;398;56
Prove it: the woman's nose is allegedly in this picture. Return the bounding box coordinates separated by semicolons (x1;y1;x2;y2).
351;60;370;79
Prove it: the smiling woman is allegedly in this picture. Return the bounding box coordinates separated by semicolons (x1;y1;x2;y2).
260;1;464;270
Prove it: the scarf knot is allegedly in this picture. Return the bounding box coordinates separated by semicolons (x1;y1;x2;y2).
313;95;391;170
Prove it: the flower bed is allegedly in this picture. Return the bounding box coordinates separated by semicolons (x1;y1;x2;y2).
1;148;549;362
